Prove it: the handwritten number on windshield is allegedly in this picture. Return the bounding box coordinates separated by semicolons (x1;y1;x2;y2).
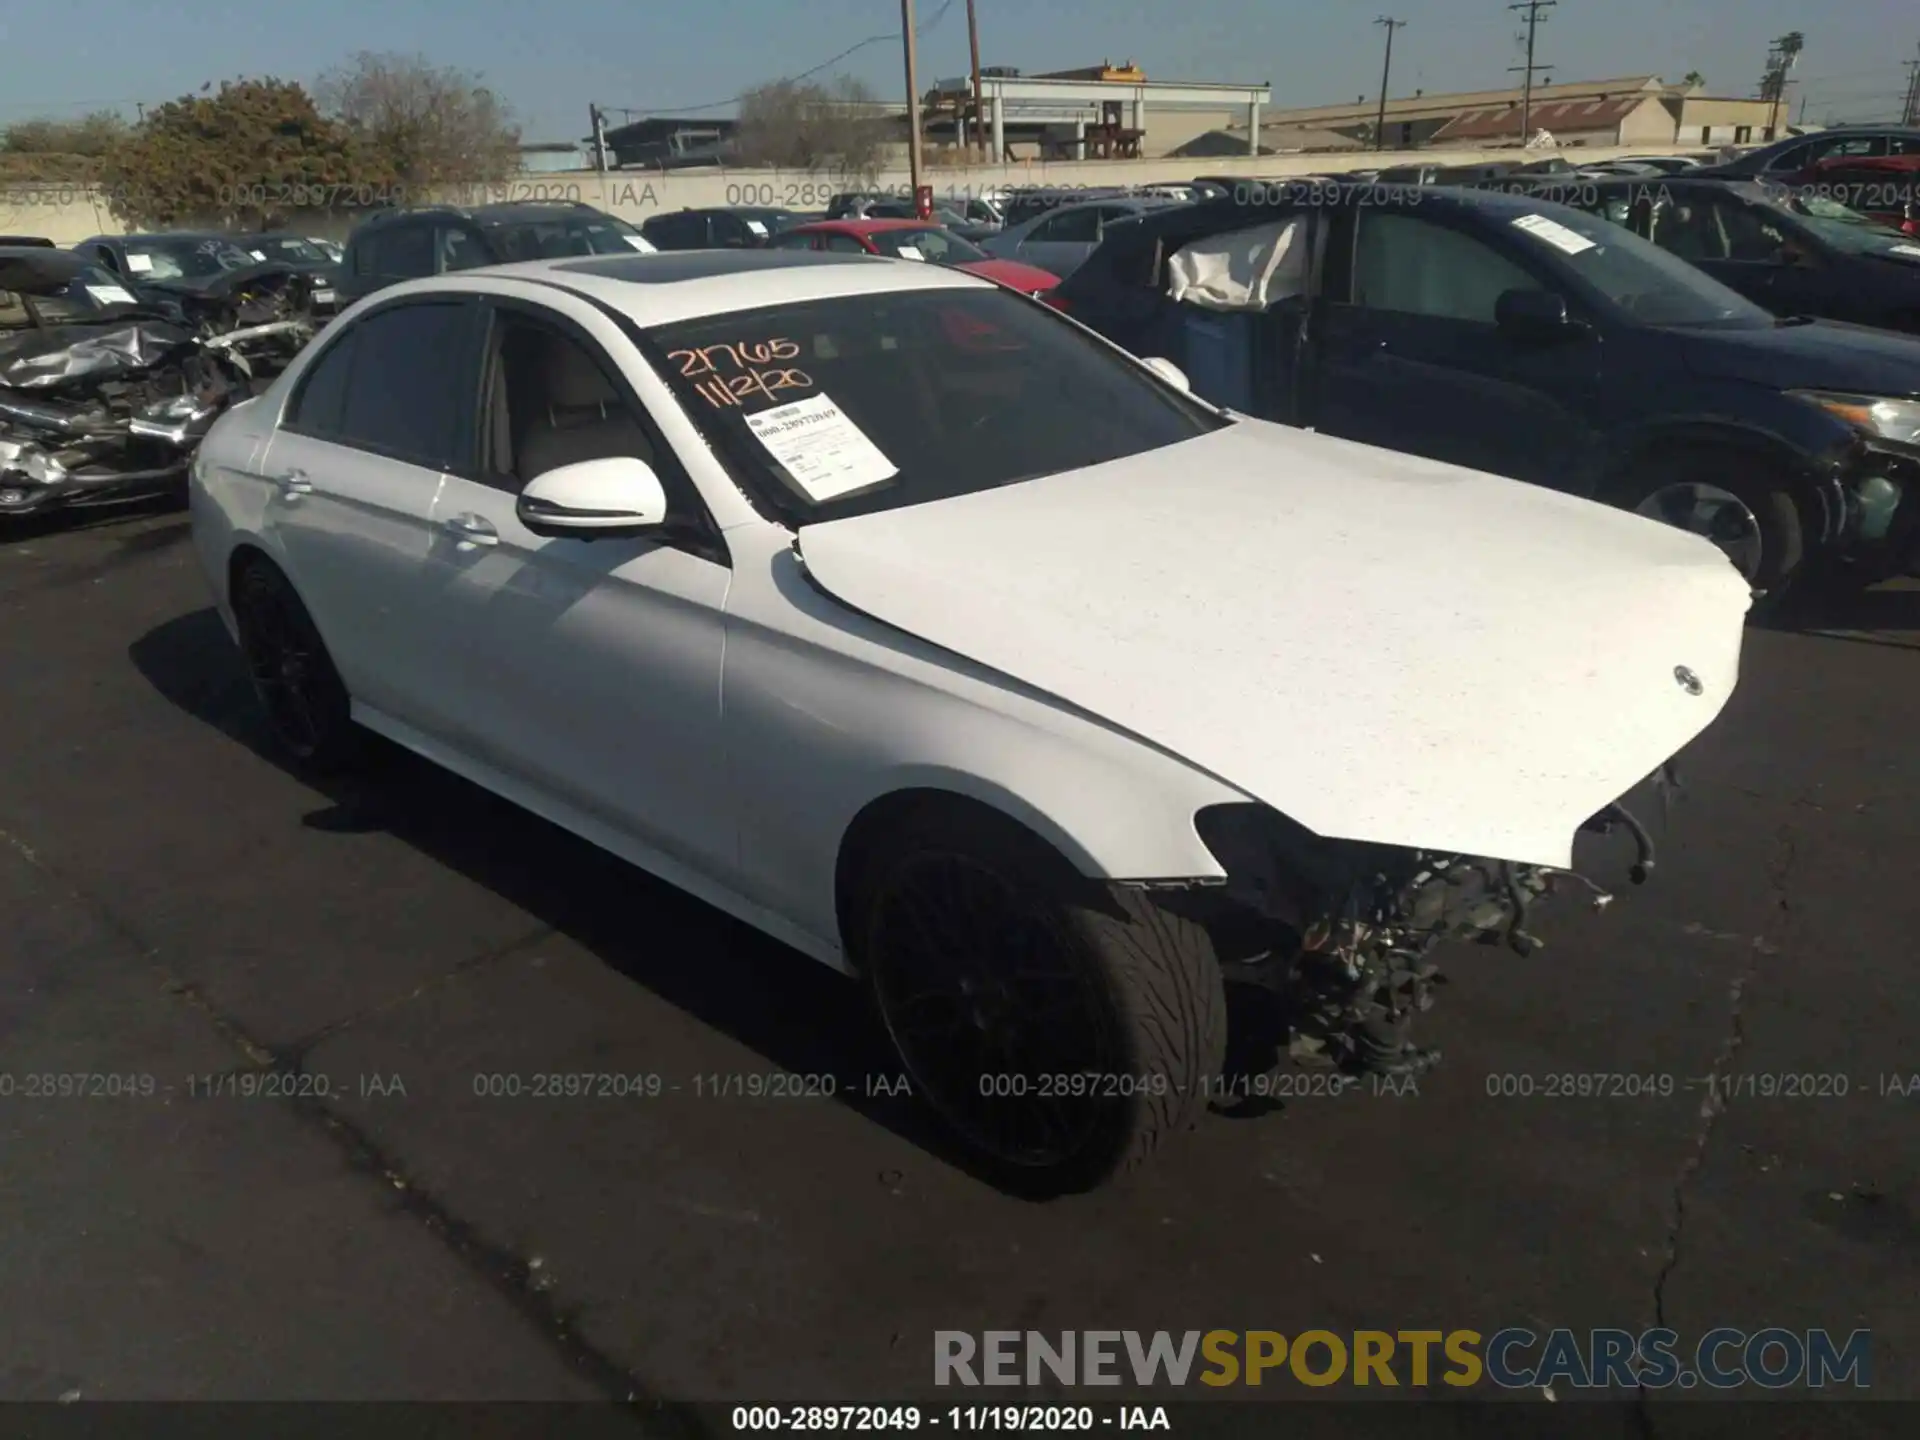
669;338;813;410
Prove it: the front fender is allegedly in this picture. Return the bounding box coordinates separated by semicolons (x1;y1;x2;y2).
722;542;1249;950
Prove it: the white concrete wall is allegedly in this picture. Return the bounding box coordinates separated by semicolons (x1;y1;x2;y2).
1;140;1726;245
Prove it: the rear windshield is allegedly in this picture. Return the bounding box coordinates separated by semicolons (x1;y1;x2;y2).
640;287;1224;524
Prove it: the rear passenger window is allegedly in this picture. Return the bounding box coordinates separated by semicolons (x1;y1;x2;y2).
362;224;435;278
332;302;472;467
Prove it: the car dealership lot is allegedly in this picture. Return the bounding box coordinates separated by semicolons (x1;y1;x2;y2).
2;506;1916;1411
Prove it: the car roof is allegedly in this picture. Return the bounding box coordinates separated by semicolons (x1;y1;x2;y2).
360;248;990;327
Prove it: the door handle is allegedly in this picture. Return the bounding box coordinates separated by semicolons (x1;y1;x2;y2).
444;513;499;546
277;469;312;497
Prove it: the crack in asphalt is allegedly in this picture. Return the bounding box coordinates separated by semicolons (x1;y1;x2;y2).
0;823;707;1436
283;921;557;1059
1632;821;1799;1437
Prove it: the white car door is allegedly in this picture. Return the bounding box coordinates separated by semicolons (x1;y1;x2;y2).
1016;204;1105;276
256;296;480;723
419;296;737;880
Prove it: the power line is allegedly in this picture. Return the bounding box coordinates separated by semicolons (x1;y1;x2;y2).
607;0;956;121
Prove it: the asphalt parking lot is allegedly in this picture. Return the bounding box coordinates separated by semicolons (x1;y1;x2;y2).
1;500;1916;1422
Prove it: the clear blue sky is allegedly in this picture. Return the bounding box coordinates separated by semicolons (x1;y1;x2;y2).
1;0;1913;140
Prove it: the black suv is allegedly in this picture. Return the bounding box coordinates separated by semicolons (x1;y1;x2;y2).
1050;183;1920;598
338;201;653;304
640;206;804;250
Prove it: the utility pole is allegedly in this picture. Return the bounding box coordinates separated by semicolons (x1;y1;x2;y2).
966;0;986;161
901;0;926;214
1759;32;1803;139
589;104;608;174
1901;46;1920;126
1373;17;1406;152
1508;0;1557;145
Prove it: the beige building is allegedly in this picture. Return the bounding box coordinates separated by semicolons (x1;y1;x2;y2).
1242;75;1787;153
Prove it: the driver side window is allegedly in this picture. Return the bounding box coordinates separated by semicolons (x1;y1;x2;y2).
480;312;659;495
1348;211;1537;324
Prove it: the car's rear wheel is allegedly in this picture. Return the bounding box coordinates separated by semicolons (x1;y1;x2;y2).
853;803;1226;1193
1612;451;1806;600
231;557;358;771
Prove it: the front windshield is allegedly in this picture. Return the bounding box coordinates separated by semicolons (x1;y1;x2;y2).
641;288;1226;524
866;227;987;265
253;235;332;265
124;236;258;280
1499;202;1773;328
1774;194;1920;257
494;214;649;259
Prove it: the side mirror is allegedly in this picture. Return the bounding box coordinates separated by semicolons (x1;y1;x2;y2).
1141;356;1191;392
517;456;670;540
1495;288;1584;342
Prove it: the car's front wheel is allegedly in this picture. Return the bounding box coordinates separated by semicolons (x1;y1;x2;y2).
231;556;358;771
853;803;1226;1194
1613;451;1806;601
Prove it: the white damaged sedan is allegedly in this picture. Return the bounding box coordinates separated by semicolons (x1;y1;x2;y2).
189;249;1752;1190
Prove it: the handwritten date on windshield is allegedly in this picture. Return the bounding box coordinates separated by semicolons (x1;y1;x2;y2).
670;338;814;411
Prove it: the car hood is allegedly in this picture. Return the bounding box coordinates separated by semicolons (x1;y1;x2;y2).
1676;317;1920;396
957;258;1060;291
794;421;1751;869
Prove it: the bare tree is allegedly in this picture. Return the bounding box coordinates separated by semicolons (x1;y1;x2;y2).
315;51;521;192
734;75;887;179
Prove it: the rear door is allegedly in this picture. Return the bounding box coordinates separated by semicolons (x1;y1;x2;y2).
1308;205;1602;487
255;296;482;723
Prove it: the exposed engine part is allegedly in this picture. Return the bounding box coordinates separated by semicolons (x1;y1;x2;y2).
1182;789;1670;1103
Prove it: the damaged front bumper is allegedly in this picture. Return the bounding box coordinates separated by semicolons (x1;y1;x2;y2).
1171;770;1680;1092
0;393;226;517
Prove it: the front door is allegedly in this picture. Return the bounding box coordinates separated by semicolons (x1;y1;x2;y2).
419;294;737;879
1308;206;1601;489
255;297;480;723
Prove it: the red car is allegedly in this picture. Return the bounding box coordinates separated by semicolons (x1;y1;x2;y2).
772;218;1061;296
1780;155;1920;236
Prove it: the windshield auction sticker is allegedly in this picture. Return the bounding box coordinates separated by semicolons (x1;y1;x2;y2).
745;392;898;502
1511;213;1597;255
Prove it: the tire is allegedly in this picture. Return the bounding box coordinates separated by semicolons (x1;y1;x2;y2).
850;802;1227;1194
230;556;359;772
1607;449;1807;602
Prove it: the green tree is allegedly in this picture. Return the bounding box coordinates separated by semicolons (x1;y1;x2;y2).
98;78;391;228
316;51;522;194
2;110;130;156
1681;70;1706;89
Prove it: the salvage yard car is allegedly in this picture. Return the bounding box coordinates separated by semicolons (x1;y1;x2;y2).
337;200;656;305
1540;177;1920;334
71;231;324;382
771;218;1061;296
0;247;257;521
1050;183;1920;599
188;248;1751;1191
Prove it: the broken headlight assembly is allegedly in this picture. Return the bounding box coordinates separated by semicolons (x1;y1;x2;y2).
1178;772;1674;1094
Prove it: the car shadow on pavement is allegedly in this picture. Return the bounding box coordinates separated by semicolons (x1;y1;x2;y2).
129;606;1047;1195
1767;579;1920;648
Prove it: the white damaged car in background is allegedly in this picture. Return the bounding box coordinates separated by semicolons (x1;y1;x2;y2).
186;250;1753;1192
